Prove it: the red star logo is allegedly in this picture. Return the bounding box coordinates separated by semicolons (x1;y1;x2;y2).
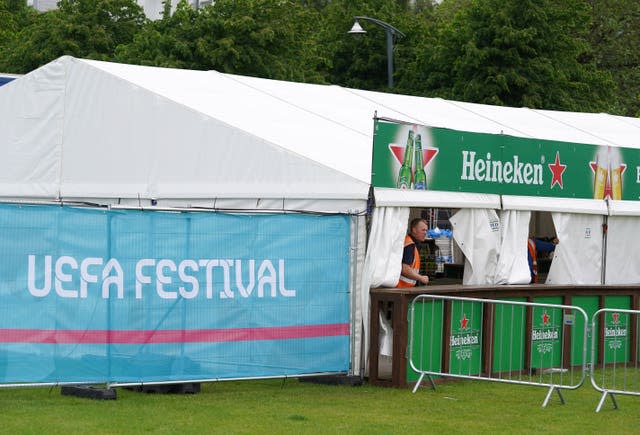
612;312;620;325
548;151;567;189
589;161;627;200
542;311;550;325
460;314;469;330
389;145;439;170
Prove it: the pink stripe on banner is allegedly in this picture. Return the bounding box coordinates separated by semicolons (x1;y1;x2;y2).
0;323;349;344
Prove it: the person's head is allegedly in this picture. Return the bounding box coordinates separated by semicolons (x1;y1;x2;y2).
409;218;428;242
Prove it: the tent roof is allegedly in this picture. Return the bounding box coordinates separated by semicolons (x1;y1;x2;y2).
1;56;639;211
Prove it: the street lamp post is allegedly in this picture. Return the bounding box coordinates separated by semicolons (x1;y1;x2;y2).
348;16;405;89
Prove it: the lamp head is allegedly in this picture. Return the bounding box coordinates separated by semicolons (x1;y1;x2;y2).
348;20;366;35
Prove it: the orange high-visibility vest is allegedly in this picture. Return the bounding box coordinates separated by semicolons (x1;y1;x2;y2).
527;238;538;283
397;235;420;288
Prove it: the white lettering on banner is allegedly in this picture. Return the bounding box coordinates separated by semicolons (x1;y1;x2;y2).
27;255;297;300
102;259;124;298
460;151;543;185
450;334;480;347
605;327;627;337
637;166;640;183
532;329;559;340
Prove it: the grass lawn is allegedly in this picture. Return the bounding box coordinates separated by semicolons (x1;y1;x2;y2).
0;378;638;434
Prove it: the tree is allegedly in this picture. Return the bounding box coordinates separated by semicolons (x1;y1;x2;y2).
588;0;640;116
0;0;146;73
0;0;38;72
402;0;615;112
116;0;329;82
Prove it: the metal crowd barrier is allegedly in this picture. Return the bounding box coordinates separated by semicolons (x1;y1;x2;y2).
590;308;640;412
409;295;588;407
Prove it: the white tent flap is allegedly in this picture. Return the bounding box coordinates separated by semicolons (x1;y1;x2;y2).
605;216;640;284
495;210;531;284
450;208;501;285
546;213;603;284
363;206;410;289
359;206;409;374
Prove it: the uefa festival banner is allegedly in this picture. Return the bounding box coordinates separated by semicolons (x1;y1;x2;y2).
373;118;640;200
0;204;350;384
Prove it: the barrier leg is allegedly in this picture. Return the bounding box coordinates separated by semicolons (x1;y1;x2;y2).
412;373;425;393
542;386;565;408
412;373;436;393
595;391;618;413
426;374;436;391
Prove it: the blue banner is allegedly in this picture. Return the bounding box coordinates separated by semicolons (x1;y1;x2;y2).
0;204;351;383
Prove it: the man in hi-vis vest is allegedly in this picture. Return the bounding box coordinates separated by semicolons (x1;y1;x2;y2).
397;218;430;287
527;237;558;283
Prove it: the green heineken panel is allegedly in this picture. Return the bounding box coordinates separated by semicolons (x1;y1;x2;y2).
449;301;483;376
413;134;427;190
372;118;640;201
603;296;631;365
530;297;563;370
396;130;414;189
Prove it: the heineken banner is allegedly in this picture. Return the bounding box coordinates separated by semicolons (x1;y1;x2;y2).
0;204;350;384
373;118;640;200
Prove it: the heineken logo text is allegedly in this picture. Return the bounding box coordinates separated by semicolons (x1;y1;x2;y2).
532;329;559;341
605;327;627;338
450;334;479;347
460;151;543;185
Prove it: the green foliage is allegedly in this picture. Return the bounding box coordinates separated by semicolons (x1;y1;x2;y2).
116;0;328;82
317;0;425;91
0;0;635;115
588;0;640;116
0;0;146;73
0;0;38;69
403;0;615;112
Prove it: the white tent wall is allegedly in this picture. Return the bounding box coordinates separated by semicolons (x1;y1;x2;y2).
494;210;531;285
604;200;640;284
0;57;376;379
605;216;640;284
5;56;640;381
0;60;64;198
546;212;604;284
62;58;370;204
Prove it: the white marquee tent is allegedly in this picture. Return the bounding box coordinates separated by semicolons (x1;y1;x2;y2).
2;56;640;375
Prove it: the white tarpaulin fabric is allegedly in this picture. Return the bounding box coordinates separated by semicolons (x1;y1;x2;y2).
373;188;500;209
359;206;409;372
450;208;501;285
349;215;367;375
501;195;608;215
605;216;640;284
494;210;531;284
607;200;640;216
4;56;640;209
0;56;373;211
362;207;410;289
546;213;604;284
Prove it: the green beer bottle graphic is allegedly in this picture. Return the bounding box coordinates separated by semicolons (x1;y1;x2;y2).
396;130;414;189
413;134;427;190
